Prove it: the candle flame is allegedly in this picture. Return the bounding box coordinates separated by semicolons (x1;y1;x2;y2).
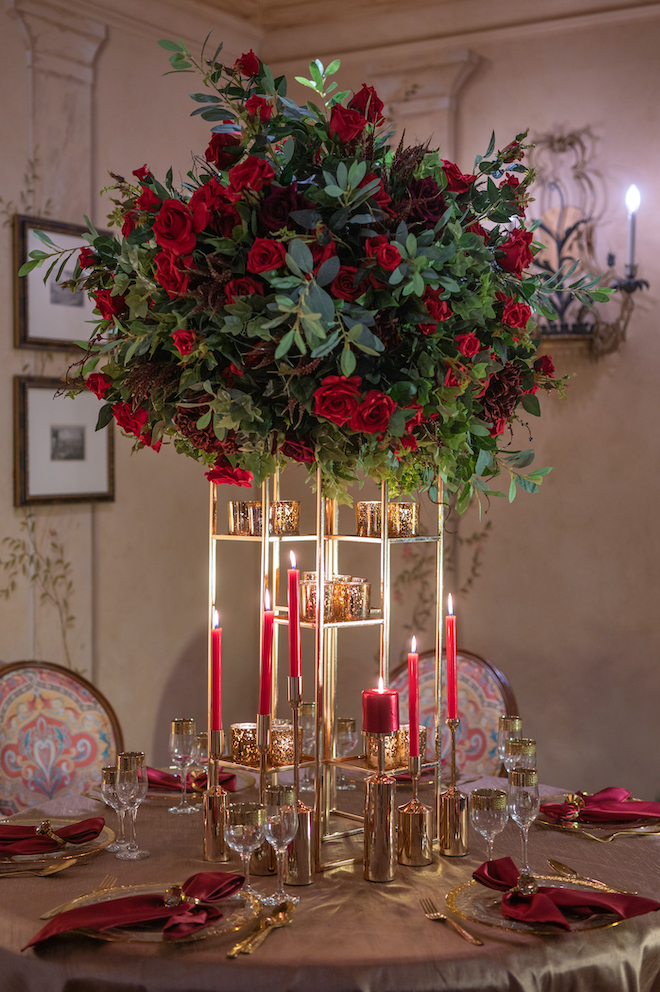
448;593;453;616
411;635;417;653
264;588;271;611
212;608;219;629
290;550;296;569
625;184;641;214
377;675;384;692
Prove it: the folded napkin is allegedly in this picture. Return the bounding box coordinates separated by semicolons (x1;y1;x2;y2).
473;857;660;931
540;787;660;824
0;817;105;856
24;870;245;949
146;767;236;792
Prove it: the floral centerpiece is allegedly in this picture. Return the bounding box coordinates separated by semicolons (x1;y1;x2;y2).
24;38;608;508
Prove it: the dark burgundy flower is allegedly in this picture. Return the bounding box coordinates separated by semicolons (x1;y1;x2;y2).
246;237;286;273
331;266;362;302
85;373;112;399
234;50;259;77
259;186;310;234
360;173;391;212
479;363;524;430
205;455;254;487
281;436;315;463
348;84;385;124
174;406;225;454
534;355;555;378
466;221;488;241
245;95;273;122
205;130;242;169
443;160;476;193
407;177;446;227
349;390;396;433
189;178;240;236
313;375;362;426
172;329;196;356
328;105;368;143
224;277;265;302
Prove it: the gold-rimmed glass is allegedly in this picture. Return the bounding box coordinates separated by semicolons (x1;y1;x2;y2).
470;788;508;862
224;801;266;899
100;766;126;853
497;715;522;764
508;767;539;890
504;737;536;774
169;718;198;815
115;751;149;861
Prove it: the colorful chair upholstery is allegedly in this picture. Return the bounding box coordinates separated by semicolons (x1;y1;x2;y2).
390;648;518;778
0;661;123;815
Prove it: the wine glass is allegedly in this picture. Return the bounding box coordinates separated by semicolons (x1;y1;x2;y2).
169;718;198;814
100;766;126;853
224;802;266;900
508;767;540;893
115;751;149;861
192;732;209;791
504;737;536;774
262;785;299;907
300;702;315;792
497;715;522;764
336;717;358;791
470;788;508;862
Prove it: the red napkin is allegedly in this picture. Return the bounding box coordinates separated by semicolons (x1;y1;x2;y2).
146;767;236;793
0;817;105;856
473;857;660;930
24;870;245;948
541;787;660;824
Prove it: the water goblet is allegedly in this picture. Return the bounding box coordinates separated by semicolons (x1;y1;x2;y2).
470;788;508;862
336;717;358;791
169;718;198;814
300;702;315;792
508;767;540;893
497;715;522;764
115;752;149;861
100;766;126;853
224;802;266;900
262;785;299;906
504;737;536;774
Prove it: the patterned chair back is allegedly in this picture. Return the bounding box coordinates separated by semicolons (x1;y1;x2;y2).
389;648;518;778
0;661;123;816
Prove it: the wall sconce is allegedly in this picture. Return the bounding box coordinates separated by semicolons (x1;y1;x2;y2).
610;184;649;294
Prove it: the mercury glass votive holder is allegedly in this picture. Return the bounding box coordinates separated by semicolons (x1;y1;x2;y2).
397;724;428;763
365;731;401;771
355;501;382;537
228;500;262;536
230;721;302;768
335;579;371;621
269;500;301;536
387;502;420;538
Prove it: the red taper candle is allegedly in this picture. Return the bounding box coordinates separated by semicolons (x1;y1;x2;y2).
210;608;222;732
288;551;301;678
408;635;419;757
446;593;458;720
362;677;399;734
258;589;274;715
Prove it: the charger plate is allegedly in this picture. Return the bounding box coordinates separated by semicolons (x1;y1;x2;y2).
538;795;660;836
0;816;114;867
446;875;622;935
67;882;259;943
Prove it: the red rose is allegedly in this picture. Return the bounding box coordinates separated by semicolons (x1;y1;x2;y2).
349;390;396;434
234;50;259;77
502;141;524;163
113;401;148;437
205;129;242;169
78;246;98;269
467;221;488;241
227;156;275;199
93;289;127;321
407;177;446;227
153;199;200;254
348;84;385;124
534;355;555;378
455;333;481;358
360;173;391;212
246;237;286;273
122;212;137;237
366;236;401;272
245;94;273;122
155;251;192;298
399;435;418;452
404;403;424;434
500;173;520;191
418;323;437;336
331;266;362;302
189;178;240;236
489;417;507;437
424;288;453;321
172;329;196;356
313;375;362;426
311;237;336;269
328;105;368;143
502;299;531;329
132;164;151;181
443;160;476;193
224;277;265;303
498;228;534;277
85;373;112;399
136;186;161;212
444;367;462;388
281;436;316;464
205;456;254;487
259;185;310;234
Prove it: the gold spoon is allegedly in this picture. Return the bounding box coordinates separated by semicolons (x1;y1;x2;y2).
547;859;635;894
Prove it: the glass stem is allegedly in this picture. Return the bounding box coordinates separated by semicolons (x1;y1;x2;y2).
520;823;530;874
276;848;287;896
486;835;494;862
116;808;126;844
180;762;189;807
241;851;251;891
127;807;138;851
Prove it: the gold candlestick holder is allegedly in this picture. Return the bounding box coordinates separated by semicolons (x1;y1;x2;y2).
287;675;314;886
398;755;433;866
252;713;276;875
203;751;229;862
364;733;397;883
438;717;468;856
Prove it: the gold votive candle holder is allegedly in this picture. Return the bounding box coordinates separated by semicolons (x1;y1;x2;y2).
365;731;400;770
388;502;420;538
230;721;302;767
299;574;370;622
356;501;381;537
397;725;428;763
228;500;261;536
269;500;300;536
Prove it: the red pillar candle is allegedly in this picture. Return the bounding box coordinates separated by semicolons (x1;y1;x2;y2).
362;677;399;734
259;589;274;715
446;593;458;720
288;551;301;678
408;635;419;757
210;608;222;732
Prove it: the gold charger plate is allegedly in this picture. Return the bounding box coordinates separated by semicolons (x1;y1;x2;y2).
68;882;259;943
0;816;115;867
446;875;622;935
538;795;660;836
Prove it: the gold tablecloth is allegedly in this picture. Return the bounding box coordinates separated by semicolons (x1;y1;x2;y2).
1;777;660;992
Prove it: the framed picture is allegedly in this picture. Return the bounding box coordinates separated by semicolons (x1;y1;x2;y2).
14;376;115;506
14;214;102;351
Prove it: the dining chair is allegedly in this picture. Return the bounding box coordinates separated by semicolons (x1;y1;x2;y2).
389;648;518;778
0;660;124;815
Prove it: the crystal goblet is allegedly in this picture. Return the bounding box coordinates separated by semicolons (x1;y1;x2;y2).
224;801;266;900
262;785;299;906
508;767;540;893
115;752;149;861
470;788;508;862
100;766;126;853
169;717;198;814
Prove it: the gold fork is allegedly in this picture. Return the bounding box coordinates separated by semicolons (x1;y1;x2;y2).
0;858;79;879
420;898;484;945
40;874;118;919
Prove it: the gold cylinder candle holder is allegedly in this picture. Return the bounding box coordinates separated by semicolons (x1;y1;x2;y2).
387;502;420;538
364;734;397;883
287;677;315;886
269;500;301;535
203;786;229;862
438;717;469;857
299;574;370;622
227;500;261;536
398;755;433;866
230;721;301;767
397;725;428;764
365;731;400;771
355;501;381;537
